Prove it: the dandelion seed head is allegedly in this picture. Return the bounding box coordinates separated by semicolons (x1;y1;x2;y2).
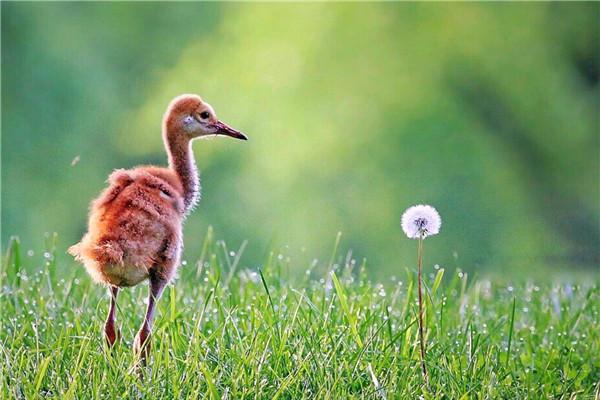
401;204;441;239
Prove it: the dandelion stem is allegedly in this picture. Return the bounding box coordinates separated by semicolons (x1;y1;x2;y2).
417;232;429;386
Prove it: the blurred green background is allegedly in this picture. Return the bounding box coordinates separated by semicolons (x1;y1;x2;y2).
2;2;598;278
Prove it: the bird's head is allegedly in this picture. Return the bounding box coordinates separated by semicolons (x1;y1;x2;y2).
163;94;247;141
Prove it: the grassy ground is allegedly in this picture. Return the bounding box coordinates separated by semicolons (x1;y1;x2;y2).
1;232;598;399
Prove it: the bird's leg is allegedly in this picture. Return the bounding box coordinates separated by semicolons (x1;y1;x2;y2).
133;275;166;362
104;286;120;347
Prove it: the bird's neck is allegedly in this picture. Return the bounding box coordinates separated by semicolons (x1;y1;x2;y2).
165;134;199;214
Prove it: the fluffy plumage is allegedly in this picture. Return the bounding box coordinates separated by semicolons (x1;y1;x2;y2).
69;167;184;286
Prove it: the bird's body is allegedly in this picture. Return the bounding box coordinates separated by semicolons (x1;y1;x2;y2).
68;94;246;358
69;166;185;287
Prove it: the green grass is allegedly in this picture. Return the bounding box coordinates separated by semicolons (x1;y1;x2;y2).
1;232;598;399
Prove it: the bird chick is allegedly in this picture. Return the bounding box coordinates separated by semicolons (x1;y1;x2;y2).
69;94;247;358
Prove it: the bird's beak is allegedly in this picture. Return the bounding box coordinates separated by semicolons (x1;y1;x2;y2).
213;120;248;140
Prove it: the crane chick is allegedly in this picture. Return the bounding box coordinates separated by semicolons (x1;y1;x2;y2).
69;94;247;359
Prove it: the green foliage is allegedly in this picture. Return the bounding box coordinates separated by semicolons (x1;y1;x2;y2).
1;3;599;276
1;234;598;398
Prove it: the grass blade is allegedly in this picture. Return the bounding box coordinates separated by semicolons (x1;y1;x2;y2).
331;271;363;348
505;297;516;367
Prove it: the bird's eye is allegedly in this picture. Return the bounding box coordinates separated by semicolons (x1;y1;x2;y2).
199;111;210;120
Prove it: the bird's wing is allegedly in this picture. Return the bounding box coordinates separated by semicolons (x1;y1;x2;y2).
91;169;135;210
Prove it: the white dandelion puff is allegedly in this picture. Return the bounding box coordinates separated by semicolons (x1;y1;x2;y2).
400;204;442;385
401;204;441;239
